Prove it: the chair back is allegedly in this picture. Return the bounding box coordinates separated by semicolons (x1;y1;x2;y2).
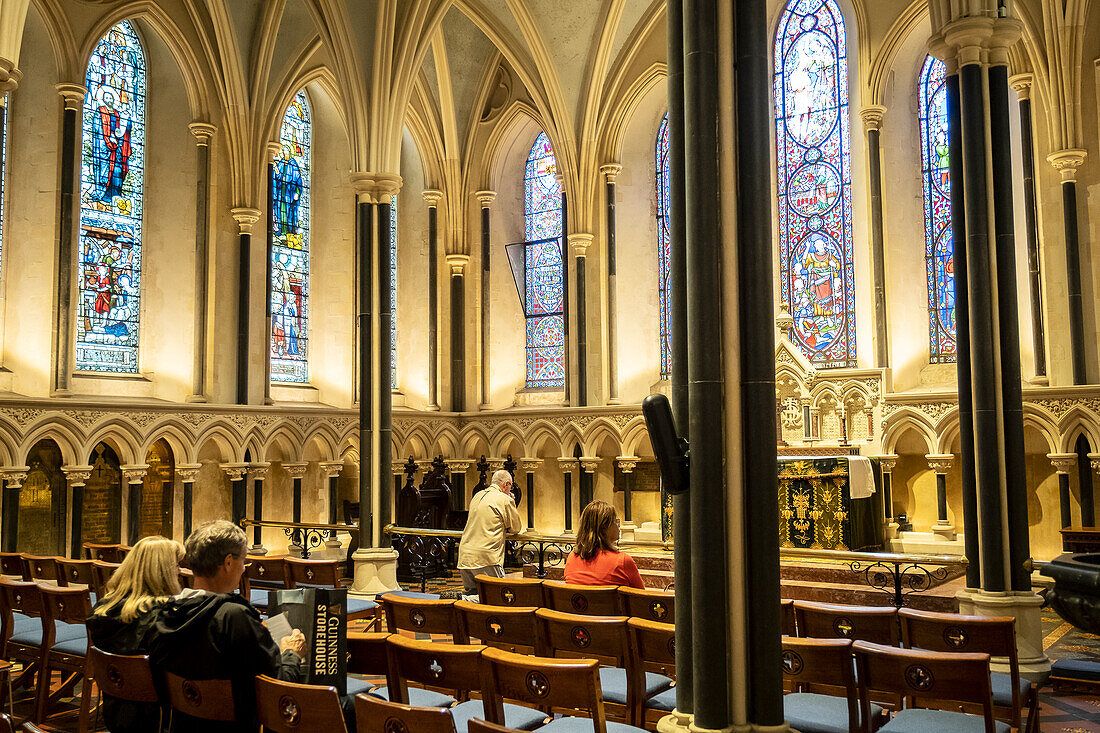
618;587;673;623
245;556;288;587
480;647;607;730
542;580;621;616
781;637;857;728
0;578;44;620
20;723;46;733
83;544;126;563
0;554;26;580
39;585;92;626
467;721;522;733
626;618;675;679
347;631;391;676
534;608;629;668
455;600;538;654
353;693;458;733
87;647;159;703
380;593;466;641
57;559;96;590
163;672;236;722
781;599;796;635
852;640;996;731
91;561;120;596
476;575;544;607
384;634;486;703
794;600;900;645
22;556;61;585
284;557;342;588
254;674;348;733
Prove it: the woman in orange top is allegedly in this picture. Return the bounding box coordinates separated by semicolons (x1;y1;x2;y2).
564;500;645;588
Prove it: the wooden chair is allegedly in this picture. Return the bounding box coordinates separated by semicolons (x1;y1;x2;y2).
479;646;648;733
21;557;60;587
347;631;458;708
455;600;538;655
781;599;796;636
354;693;458;733
385;634;549;732
0;579;52;695
82;544;127;563
779;636;886;733
0;556;26;581
380;593;467;641
793;600;900;646
852;640;1002;733
255;674;349;733
467;721;522;733
163;672;236;723
89;561;119;598
899;607;1037;733
626;618;676;729
80;647;161;733
284;557;379;626
476;576;545;608
35;585;91;723
617;587;673;624
243;555;288;609
534;608;670;724
542;580;621;616
20;723;44;733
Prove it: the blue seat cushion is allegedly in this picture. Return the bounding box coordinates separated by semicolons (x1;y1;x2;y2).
367;685;457;708
10;621;85;647
990;671;1031;707
598;667;672;705
646;686;678;712
536;718;648;732
347;598;378;615
880;709;1010;733
783;692;884;733
51;636;88;656
378;590;441;600
449;700;548;732
346;677;374;696
1052;658;1100;682
249;589;270;606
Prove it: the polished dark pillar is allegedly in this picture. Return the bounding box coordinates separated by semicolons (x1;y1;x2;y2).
324;465;341;539
233;209;260;406
863;108;889;367
1050;455;1076;528
1;472;23;553
425;191;442;409
1076;436;1094;526
620;463;634;524
378;200;394;544
561;461;574;533
358;199;374;542
178;466;198;540
575;244;588;407
1011;79;1046;378
126;473;143;545
189;124;215;401
67;474;84;559
928;457;952;527
1051;150;1088;385
524;465;536;529
53;86;84;396
263;158;275;404
879;457;897;528
450;257;467;412
478;192;494;408
286;465;305;525
602;166;621;403
560;191;571;404
252;469;265;548
667;0;692;714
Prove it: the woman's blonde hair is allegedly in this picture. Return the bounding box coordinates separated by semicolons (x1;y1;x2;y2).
93;535;184;622
573;500;619;561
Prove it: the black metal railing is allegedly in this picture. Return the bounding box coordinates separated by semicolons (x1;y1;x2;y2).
241;519;357;559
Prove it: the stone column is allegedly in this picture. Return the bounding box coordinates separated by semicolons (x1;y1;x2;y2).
861;105;890;367
283;462;307;556
53;84;87;397
187;123;217;402
878;455;899;539
319;461;343;548
1009;75;1046;379
578;458;600;514
175;463;201;540
1048;454;1077;529
601;164;622;404
0;468;28;553
423;190;443;410
615;457;638;539
221;463;249;528
445;459;472;510
1047;149;1088;384
121;465;149;545
448;254;469;411
572;234;594;406
476;191;495;410
247;463;270;555
263;142;280;405
392;460;407;516
231;209;262;405
559;180;571;406
557;457;576;534
926;454;956;540
1087;453;1100;526
63;467;92;558
520;458;542;531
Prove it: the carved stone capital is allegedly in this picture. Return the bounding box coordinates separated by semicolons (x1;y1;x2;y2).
446;254;470;277
175;463;203;482
282;462;307;480
266;141;282;162
422;189;444;208
1048;453;1077;474
221;463;250;481
1089;454;1100;474
520;458;543;473
878;454;898;473
579;457;601;473
445;459;473;473
860;105;887;133
487;459;507;472
570;233;594;259
0;467;29;488
248;462;271;481
599;163;622;182
0;59;22;94
616;456;638;473
349;172;403;203
121;464;150;483
188;122;216;146
776;310;794;332
63;466;94;485
318;461;343;479
925;454;955;473
391;461;406;475
1047;149;1088;183
557;457;577;472
1009;73;1033;100
231;208;262;234
475;190;496;207
56;83;87;110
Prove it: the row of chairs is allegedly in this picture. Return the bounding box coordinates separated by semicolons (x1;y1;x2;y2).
474;575;673;624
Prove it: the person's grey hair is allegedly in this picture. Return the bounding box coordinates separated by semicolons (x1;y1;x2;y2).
185;520;247;578
490;470;513;488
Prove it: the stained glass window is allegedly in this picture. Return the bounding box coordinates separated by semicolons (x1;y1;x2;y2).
774;0;856;368
390;194;397;389
919;56;955;362
270;90;311;383
523;132;565;388
656;114;671;378
77;22;146;373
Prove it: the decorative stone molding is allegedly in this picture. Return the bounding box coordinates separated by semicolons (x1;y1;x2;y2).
391;461;406;475
121;464;150;483
1048;453;1077;474
925;454;955;473
63;466;93;485
349;172;402;204
615;456;638;473
1047;149;1088;183
446;254;470;277
0;468;29;487
175;463;202;482
878;455;898;472
1089;454;1100;474
265;141;282;162
557;457;578;472
249;463;272;481
230;208;262;235
221;463;249;481
520;458;543;473
860;105;886;133
0;59;22;94
318;461;343;479
422;189;443;207
599;163;622;183
570;233;594;259
475;190;496;207
1009;73;1033;100
188;122;216;146
445;460;472;474
579;458;601;473
282;462;307;480
487;458;506;472
56;83;87;110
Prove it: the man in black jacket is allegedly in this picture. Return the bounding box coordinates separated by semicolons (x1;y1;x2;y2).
147;520;306;732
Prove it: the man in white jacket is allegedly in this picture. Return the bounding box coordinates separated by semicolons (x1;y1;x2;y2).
457;469;522;596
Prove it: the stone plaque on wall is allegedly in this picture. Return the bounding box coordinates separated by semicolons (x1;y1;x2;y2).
140;439;174;539
83;444;122;545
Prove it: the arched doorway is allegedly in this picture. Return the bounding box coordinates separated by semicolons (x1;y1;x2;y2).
140;439;174;539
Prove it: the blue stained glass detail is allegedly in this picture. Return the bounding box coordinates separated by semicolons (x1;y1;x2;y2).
919;56;955;363
523;133;564;387
391;195;397;389
656;114;671;378
77;22;146;373
270;90;311;383
774;0;856;368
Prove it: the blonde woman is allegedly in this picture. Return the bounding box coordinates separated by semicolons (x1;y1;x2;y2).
564;500;645;588
86;535;184;733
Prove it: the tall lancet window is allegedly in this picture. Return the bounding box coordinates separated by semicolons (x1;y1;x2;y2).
774;0;856;368
656;114;672;378
78;21;146;373
919;56;955;362
270;90;311;383
390;194;397;389
523;132;565;388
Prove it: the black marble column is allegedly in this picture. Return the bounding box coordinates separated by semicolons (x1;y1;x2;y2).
623;468;633;524
126;473;143;545
378;199;394;544
264;157;275;404
602;166;621;403
560;191;570;403
357;199;373;542
863;108;890;367
180;470;196;540
189;124;215;401
68;476;84;559
1;473;21;553
450;257;466;412
54;86;84;396
1050;455;1075;528
524;467;536;529
1051;153;1088;385
425;192;441;409
561;461;574;533
575;249;588;407
233;210;260;406
252;470;264;548
1076;437;1095;526
478;193;494;408
1011;79;1046;378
